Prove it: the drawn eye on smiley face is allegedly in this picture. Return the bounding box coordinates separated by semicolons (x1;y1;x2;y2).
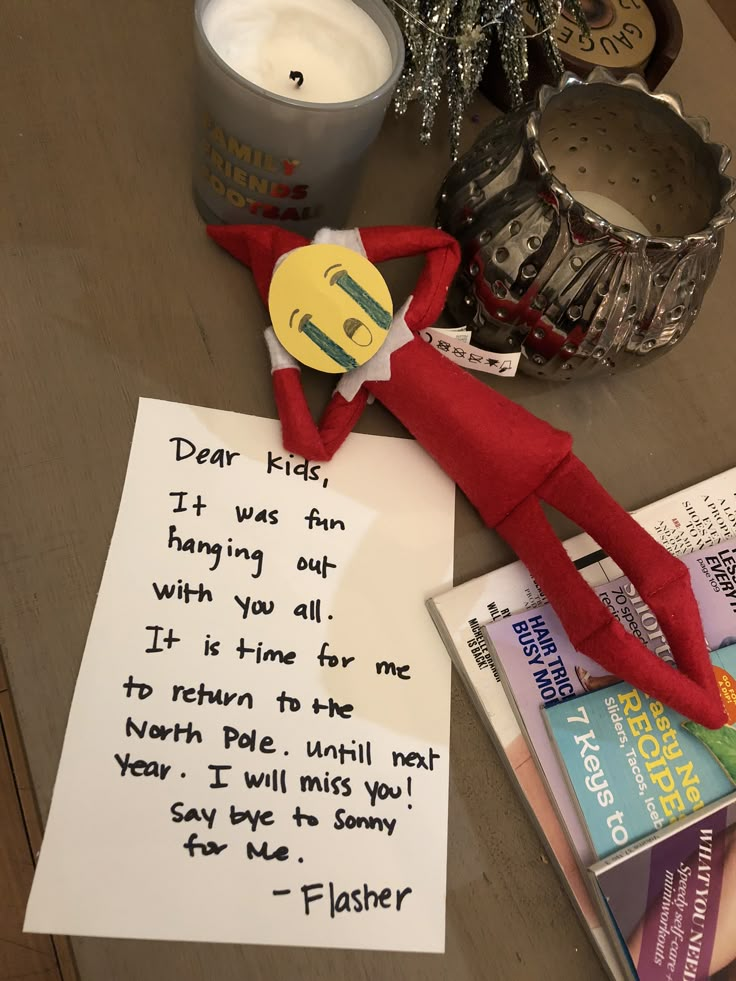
288;307;360;371
269;243;394;374
288;307;374;349
324;262;391;333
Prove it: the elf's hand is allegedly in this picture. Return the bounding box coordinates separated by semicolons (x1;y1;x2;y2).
263;325;369;462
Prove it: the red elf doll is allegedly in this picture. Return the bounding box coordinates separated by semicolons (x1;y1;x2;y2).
208;221;726;730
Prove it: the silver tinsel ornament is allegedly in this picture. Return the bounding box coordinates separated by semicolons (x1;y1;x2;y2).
387;0;589;158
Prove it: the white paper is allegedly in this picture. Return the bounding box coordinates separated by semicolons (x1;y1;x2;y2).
25;397;455;952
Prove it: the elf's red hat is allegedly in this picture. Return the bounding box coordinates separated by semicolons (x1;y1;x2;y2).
208;221;727;729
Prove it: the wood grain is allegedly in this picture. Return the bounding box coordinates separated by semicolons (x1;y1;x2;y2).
0;1;735;979
0;656;77;981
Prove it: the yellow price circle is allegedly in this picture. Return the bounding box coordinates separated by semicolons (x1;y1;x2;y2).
268;244;394;374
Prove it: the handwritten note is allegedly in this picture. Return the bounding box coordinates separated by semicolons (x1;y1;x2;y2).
24;398;455;952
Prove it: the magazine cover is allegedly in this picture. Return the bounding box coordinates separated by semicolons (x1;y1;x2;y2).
486;538;736;866
425;468;736;981
590;795;736;981
544;645;736;859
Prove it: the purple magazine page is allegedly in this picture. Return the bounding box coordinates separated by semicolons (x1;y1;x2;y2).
592;798;736;980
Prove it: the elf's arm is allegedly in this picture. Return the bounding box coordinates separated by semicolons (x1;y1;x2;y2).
358;226;460;331
264;326;369;462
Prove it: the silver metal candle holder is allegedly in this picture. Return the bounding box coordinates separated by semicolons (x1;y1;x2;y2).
437;68;736;380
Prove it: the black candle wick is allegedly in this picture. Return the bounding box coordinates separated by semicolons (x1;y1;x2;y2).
289;70;305;88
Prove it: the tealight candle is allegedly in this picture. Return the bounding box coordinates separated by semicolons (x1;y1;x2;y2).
193;0;404;233
572;190;651;236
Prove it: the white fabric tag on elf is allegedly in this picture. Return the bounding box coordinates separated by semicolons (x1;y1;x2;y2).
432;326;473;344
420;327;521;377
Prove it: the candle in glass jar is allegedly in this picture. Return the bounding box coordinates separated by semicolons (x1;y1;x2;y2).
573;190;651;236
193;0;403;233
202;0;393;103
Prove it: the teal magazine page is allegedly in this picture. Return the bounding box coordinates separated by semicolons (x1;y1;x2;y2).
590;795;736;980
485;538;736;866
543;646;736;860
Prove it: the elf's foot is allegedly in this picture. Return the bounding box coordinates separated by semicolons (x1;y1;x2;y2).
575;666;592;693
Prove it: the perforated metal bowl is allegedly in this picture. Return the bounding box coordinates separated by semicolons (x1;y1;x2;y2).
437;68;735;380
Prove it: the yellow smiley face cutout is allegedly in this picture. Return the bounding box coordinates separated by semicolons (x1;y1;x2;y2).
268;244;394;374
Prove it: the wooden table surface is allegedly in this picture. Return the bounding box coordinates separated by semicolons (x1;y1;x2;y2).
2;1;736;979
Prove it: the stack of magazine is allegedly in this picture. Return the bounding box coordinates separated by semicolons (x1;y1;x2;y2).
428;467;736;981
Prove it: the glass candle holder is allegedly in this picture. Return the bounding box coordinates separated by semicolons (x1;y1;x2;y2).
193;0;404;236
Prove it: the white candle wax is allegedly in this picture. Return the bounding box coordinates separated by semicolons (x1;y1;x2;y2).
572;190;651;236
202;0;393;103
